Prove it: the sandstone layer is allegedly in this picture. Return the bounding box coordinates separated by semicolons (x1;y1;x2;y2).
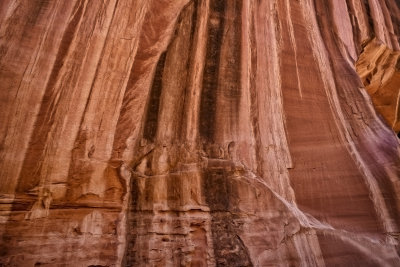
0;0;400;266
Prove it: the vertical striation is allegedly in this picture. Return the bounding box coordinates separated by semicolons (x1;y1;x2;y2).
1;0;400;266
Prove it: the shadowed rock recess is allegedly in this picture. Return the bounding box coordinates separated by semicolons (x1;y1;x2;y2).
1;0;400;266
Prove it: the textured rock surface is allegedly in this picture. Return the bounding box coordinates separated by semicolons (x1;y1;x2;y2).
356;37;400;132
0;0;400;266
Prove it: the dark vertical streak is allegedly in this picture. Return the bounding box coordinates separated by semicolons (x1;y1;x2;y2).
121;177;139;266
362;0;375;38
199;0;226;141
142;52;167;141
200;2;250;262
123;2;197;264
224;0;242;126
202;169;253;266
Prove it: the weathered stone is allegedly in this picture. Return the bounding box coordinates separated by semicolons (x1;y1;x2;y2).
0;0;400;266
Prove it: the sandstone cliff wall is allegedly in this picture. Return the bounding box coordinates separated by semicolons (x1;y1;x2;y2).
0;0;400;266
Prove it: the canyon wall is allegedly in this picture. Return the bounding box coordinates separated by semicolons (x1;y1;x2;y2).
0;0;400;266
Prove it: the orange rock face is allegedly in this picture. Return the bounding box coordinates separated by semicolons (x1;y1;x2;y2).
0;0;400;266
356;38;400;132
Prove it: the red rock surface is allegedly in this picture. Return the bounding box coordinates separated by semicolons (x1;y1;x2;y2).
0;0;400;266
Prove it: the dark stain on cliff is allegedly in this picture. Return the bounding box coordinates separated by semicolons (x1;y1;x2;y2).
122;176;142;266
200;0;242;141
362;0;375;36
200;0;226;141
142;52;167;141
203;168;253;266
221;0;242;131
